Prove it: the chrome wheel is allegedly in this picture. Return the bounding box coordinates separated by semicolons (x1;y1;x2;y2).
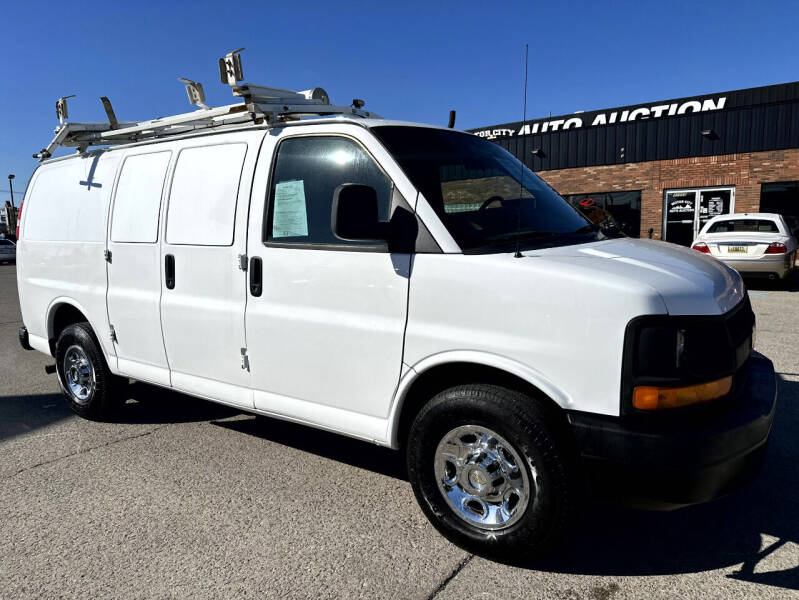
434;425;534;530
63;345;95;405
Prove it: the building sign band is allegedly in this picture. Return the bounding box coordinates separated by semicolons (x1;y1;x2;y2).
473;97;727;139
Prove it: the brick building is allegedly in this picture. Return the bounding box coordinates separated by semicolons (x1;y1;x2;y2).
470;82;799;247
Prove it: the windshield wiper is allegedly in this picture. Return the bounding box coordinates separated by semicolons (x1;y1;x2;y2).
485;230;558;243
463;228;600;252
462;231;559;252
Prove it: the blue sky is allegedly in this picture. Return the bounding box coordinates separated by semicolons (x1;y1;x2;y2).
1;0;797;199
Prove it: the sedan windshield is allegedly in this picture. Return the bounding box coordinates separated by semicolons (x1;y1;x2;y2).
372;126;606;252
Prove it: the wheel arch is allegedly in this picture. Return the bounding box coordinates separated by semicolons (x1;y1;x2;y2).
387;351;572;449
46;298;95;356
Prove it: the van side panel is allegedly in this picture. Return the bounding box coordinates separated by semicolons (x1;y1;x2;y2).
17;152;121;360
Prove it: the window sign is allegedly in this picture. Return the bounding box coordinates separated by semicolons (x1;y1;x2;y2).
272;180;309;238
667;195;695;217
706;197;724;217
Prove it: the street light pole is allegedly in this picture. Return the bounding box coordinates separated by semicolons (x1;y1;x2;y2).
7;174;14;208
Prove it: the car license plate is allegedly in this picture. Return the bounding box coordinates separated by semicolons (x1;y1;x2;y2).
727;246;747;253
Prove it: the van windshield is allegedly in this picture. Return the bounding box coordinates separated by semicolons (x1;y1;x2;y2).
372;126;606;252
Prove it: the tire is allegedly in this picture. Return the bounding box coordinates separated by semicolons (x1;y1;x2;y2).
55;322;122;420
406;384;578;559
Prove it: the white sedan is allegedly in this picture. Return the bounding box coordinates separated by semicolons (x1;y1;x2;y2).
692;213;798;280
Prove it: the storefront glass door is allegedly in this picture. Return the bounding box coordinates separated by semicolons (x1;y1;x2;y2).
664;191;696;246
663;187;734;246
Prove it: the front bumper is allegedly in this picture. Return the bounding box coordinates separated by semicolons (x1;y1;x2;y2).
568;352;776;509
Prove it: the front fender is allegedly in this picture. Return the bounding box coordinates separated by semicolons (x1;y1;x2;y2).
385;350;572;449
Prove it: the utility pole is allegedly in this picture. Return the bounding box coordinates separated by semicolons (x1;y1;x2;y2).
7;174;14;208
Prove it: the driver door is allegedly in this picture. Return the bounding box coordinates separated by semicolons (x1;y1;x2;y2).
245;129;413;437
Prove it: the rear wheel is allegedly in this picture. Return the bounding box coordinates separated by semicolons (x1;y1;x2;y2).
55;322;122;420
406;384;578;559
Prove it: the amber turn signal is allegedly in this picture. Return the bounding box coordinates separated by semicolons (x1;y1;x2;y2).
633;376;733;410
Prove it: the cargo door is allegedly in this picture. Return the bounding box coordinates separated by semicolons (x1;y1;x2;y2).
159;141;254;408
106;151;172;385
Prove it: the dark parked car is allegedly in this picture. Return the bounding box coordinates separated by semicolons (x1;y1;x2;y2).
0;239;16;263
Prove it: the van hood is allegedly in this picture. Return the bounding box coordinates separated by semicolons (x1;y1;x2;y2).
525;238;745;315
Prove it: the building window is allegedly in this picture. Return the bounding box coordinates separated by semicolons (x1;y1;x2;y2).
761;181;799;219
563;191;641;238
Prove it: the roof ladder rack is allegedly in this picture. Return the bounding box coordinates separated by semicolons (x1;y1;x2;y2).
34;48;380;161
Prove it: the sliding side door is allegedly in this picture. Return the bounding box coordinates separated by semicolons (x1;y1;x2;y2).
159;137;256;408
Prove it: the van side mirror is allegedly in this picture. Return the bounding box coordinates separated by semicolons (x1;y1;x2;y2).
332;184;389;243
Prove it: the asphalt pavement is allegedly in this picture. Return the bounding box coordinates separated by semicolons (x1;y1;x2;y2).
1;262;797;599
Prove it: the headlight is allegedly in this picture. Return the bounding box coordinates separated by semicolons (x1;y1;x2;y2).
621;312;749;413
629;318;730;381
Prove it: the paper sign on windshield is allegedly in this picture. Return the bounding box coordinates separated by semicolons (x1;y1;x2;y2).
273;180;309;238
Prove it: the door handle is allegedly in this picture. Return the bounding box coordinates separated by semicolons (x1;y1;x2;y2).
165;254;175;289
249;256;262;297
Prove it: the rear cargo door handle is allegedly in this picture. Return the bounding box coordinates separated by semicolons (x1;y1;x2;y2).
249;256;262;297
165;254;175;289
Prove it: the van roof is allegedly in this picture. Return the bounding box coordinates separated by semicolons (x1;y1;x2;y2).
37;117;460;166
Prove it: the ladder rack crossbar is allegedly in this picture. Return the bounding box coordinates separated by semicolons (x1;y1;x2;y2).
96;105;239;138
34;48;380;161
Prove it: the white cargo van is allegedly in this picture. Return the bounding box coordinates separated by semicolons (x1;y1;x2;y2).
16;56;776;558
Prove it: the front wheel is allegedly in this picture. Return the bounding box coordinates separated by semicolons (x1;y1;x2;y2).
406;384;578;559
55;322;122;420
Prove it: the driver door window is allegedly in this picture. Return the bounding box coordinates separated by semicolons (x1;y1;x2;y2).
265;136;393;247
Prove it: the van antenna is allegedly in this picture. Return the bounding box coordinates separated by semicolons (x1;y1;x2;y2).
514;43;529;259
447;110;456;128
